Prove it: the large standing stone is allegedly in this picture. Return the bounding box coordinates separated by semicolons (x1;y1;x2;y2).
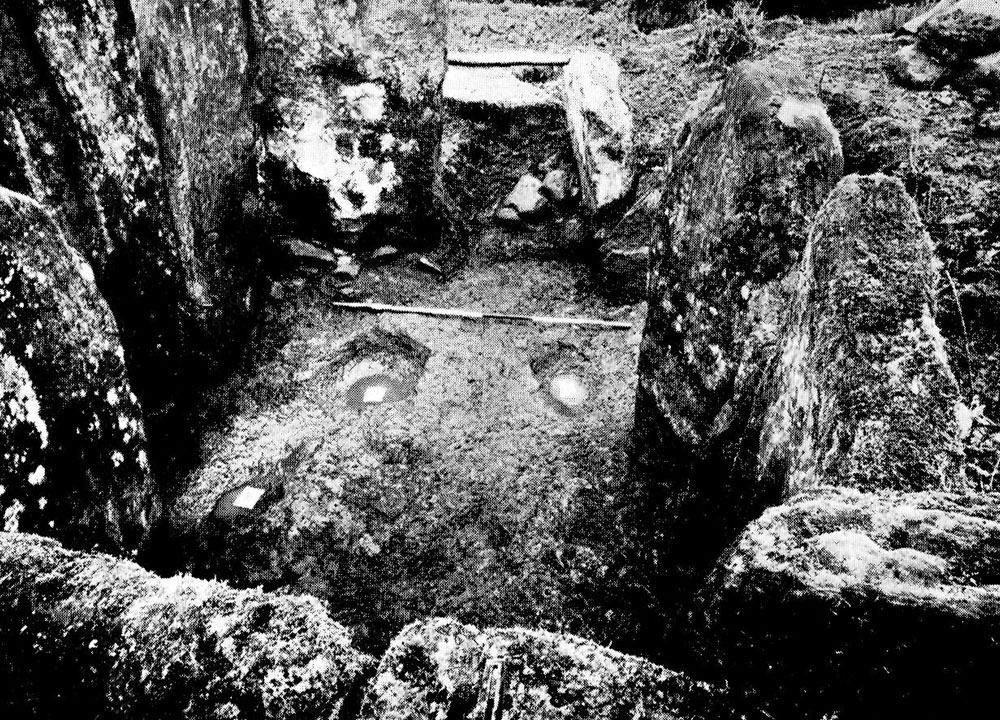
0;531;374;720
133;0;260;312
253;0;447;244
361;617;728;720
562;52;634;214
2;0;261;421
759;174;965;496
695;487;1000;718
0;188;155;554
632;61;842;606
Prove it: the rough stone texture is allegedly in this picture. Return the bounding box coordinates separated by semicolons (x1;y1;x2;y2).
917;0;1000;63
562;52;634;214
442;66;584;260
504;174;549;216
695;487;1000;718
254;0;447;244
759;174;965;497
959;49;1000;96
886;43;947;88
361;617;727;720
133;0;260;313
2;0;263;428
0;350;48;533
632;61;843;607
0;0;204;407
0;531;374;720
0;188;155;554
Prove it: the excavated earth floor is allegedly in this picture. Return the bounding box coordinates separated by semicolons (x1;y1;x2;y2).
170;248;647;652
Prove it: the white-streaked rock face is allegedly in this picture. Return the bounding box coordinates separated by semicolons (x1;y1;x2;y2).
632;60;843;606
562;52;635;213
0;187;156;555
255;0;447;235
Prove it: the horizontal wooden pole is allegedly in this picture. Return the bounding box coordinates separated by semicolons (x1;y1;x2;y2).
447;50;571;67
330;301;632;330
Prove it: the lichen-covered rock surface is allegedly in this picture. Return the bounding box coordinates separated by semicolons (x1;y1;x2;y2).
0;350;48;532
0;531;374;720
916;0;1000;63
632;60;843;605
759;173;966;496
254;0;447;244
695;487;1000;718
0;188;155;554
361;617;731;720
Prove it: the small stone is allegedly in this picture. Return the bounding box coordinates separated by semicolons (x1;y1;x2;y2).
369;245;401;262
334;254;361;279
886;44;946;88
279;237;339;266
504;174;549;216
542;168;574;204
495;206;521;225
978;107;1000;133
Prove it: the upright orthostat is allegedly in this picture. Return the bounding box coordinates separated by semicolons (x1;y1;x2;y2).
632;61;843;608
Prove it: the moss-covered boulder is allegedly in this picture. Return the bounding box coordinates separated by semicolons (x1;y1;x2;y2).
0;531;374;720
0;188;155;554
695;487;1000;718
632;60;842;605
361;617;727;720
916;0;1000;63
253;0;446;245
759;173;965;496
0;349;48;532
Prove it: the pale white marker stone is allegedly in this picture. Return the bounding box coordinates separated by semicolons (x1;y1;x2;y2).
363;385;387;403
550;374;588;407
233;486;266;510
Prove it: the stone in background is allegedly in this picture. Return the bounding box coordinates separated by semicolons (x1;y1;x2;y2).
0;188;155;555
254;0;447;246
759;173;965;496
